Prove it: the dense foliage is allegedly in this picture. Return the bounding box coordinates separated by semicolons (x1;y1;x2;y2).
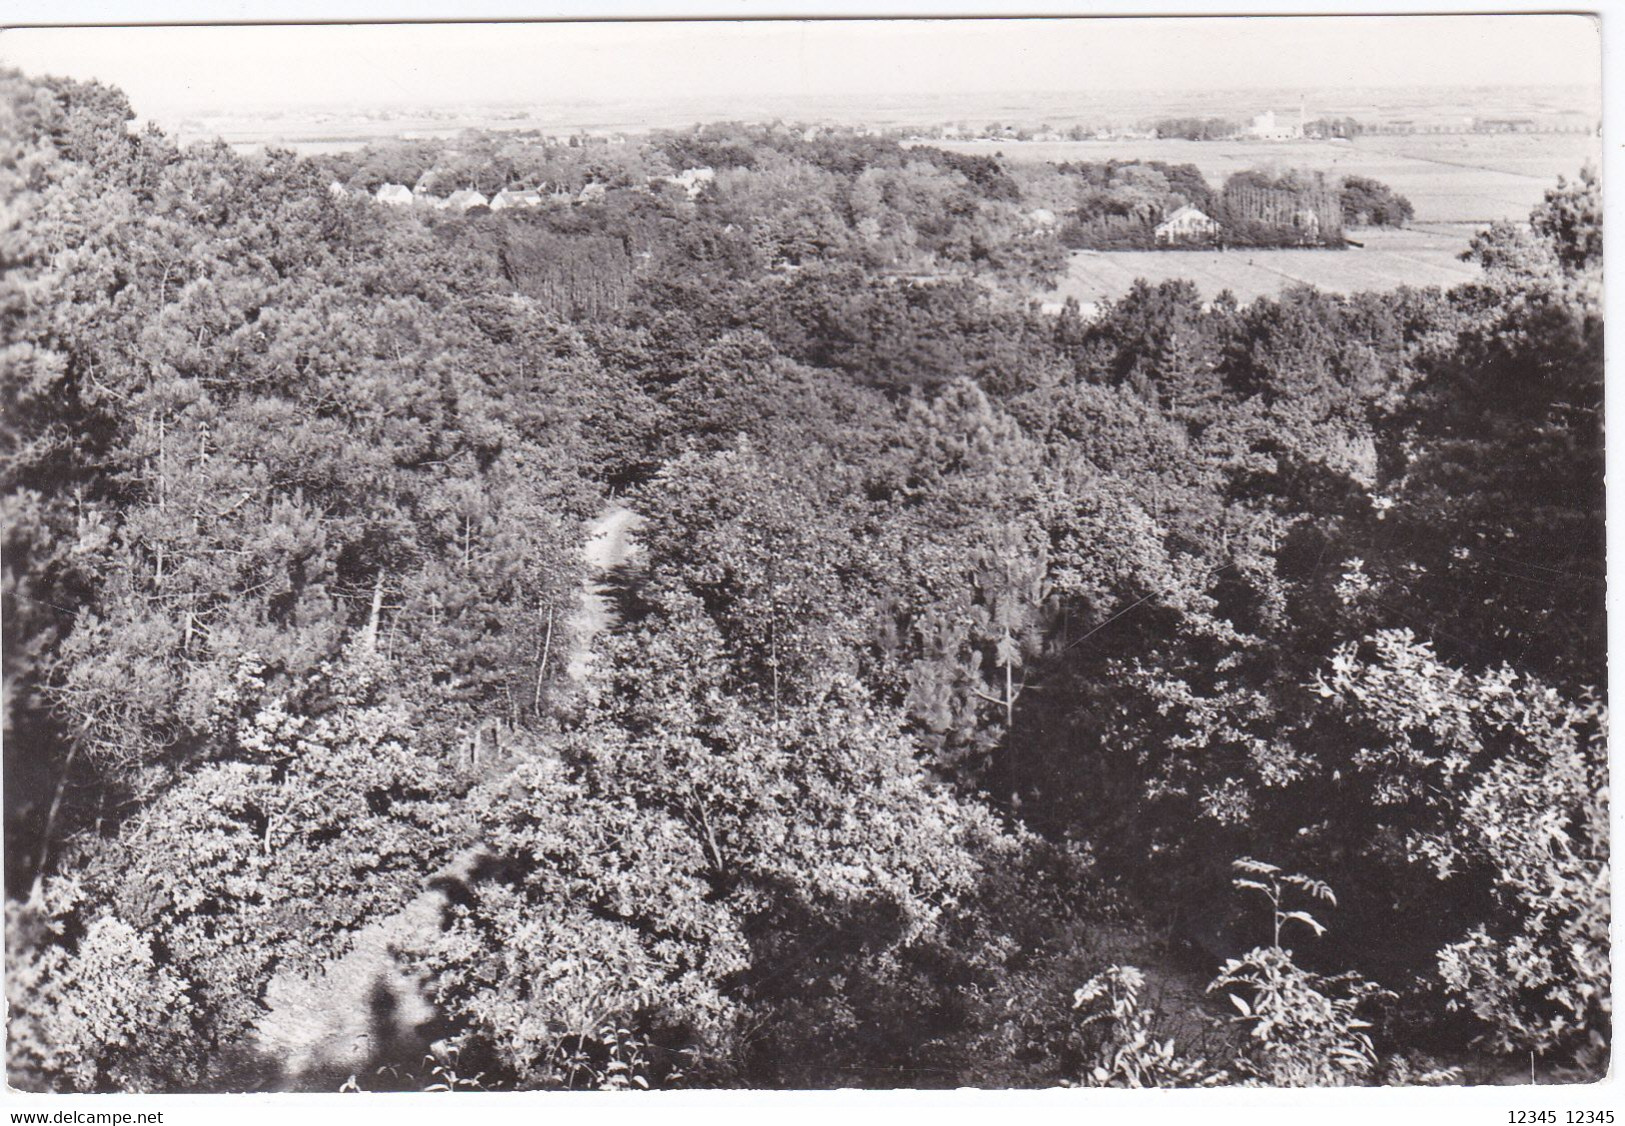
1341;175;1415;227
2;70;1605;1092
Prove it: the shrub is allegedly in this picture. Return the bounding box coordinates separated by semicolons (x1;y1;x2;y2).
1070;965;1225;1087
6;882;202;1092
1207;860;1389;1086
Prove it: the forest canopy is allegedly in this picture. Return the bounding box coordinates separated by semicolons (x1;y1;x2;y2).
1;70;1606;1093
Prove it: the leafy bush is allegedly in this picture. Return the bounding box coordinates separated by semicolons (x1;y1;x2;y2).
1315;634;1610;1059
1070;965;1226;1087
1206;860;1389;1087
6;883;202;1092
1210;946;1385;1086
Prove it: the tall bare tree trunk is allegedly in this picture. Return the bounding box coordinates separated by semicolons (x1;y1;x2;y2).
28;743;79;906
533;606;554;716
362;572;385;653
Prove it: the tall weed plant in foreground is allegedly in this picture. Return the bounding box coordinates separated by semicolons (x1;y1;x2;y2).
1072;860;1393;1088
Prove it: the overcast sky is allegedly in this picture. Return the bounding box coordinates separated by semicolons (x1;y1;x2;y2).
0;15;1601;120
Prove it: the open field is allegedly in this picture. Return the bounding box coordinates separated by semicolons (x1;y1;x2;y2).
1050;226;1485;308
925;132;1597;224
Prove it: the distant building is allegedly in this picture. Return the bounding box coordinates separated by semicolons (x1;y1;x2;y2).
1244;99;1309;142
375;183;414;206
445;189;489;212
656;167;715;200
328;181;348;198
1154;205;1220;244
1474;117;1537;133
1244;110;1302;141
491;188;544;210
576;182;608;205
1027;208;1058;228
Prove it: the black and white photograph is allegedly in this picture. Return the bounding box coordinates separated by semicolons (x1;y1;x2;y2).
0;3;1610;1108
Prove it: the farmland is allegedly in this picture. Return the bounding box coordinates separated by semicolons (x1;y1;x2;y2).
926;132;1597;223
923;132;1596;305
1051;226;1483;307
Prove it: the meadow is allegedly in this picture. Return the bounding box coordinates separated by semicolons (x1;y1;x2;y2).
1051;226;1484;308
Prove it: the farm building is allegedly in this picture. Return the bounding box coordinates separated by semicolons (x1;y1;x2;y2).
1154;205;1220;244
375;183;414;206
445;190;490;212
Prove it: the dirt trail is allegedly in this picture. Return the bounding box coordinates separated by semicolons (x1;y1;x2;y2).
564;505;640;684
250;504;639;1089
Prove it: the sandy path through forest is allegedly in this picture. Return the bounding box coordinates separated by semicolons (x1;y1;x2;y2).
250;504;639;1089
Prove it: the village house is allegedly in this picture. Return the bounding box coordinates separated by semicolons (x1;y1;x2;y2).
445;189;489;212
374;183;414;206
490;188;545;210
1154;205;1220;244
655;166;715;200
577;181;608;205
